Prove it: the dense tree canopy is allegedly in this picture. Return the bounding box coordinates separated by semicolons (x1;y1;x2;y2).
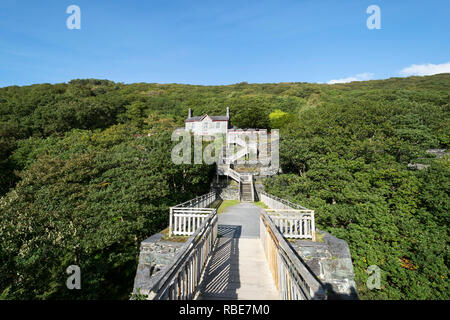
0;74;448;299
0;125;214;299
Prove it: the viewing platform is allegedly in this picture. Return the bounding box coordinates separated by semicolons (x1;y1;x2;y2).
132;191;358;300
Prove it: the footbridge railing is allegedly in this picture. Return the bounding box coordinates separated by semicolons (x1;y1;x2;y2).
146;209;218;300
260;191;315;240
260;210;325;300
171;191;217;209
226;167;242;182
260;191;308;210
169;191;217;237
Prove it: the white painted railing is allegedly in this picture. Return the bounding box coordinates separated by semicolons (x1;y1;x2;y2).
239;173;252;182
260;192;315;240
172;191;217;209
226;167;241;182
250;175;255;201
260;191;308;210
171;208;216;236
267;210;314;239
169;192;218;237
146;210;218;300
226;169;254;202
224;146;249;163
260;211;325;300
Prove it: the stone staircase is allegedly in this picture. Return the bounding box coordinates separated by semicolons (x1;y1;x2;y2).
216;165;255;202
216;131;269;203
240;182;253;202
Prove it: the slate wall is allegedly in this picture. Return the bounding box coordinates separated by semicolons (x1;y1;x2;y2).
290;230;358;299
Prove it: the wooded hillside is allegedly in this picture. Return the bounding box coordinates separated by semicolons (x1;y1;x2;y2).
0;74;448;299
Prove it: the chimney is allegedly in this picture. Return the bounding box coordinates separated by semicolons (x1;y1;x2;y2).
226;107;230;118
188;108;193;118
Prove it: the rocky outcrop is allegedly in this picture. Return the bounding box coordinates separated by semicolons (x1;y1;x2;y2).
426;149;449;158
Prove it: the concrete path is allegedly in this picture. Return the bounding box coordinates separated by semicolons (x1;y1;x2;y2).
197;203;279;300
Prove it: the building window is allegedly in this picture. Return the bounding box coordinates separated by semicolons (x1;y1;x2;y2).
216;122;220;129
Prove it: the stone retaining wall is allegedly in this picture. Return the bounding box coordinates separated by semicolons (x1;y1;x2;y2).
290;230;358;299
211;180;239;200
133;233;184;296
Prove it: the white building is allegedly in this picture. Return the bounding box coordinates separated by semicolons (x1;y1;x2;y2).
183;107;275;173
185;107;230;135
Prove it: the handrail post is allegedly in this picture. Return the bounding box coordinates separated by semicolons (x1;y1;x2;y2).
238;179;241;201
250;174;254;202
169;207;173;237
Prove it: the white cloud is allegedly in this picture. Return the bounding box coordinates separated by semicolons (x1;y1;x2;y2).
399;62;450;76
327;72;374;84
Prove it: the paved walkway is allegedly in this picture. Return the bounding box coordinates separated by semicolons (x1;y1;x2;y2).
197;203;279;300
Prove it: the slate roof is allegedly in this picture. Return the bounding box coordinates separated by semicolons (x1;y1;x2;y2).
210;116;229;121
185;115;229;122
185;116;204;122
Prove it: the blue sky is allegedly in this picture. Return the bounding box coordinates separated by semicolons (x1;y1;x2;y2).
0;0;449;87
